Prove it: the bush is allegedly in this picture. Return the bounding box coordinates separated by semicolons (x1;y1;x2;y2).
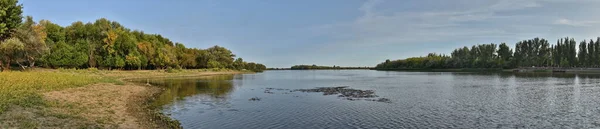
210;68;223;72
165;67;180;73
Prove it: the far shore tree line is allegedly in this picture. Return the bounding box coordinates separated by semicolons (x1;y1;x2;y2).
376;37;600;70
0;0;266;72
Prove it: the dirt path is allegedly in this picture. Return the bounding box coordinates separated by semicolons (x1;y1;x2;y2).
0;83;163;128
43;83;160;128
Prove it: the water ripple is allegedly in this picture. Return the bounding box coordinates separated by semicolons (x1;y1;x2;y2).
148;71;600;128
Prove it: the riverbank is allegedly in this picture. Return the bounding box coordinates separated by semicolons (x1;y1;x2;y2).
508;68;600;73
375;68;600;73
0;68;248;128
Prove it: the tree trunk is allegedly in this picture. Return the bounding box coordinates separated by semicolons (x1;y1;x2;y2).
29;61;35;68
89;45;96;67
3;60;11;72
16;62;26;70
27;56;36;68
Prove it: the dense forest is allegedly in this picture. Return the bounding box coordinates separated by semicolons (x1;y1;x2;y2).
0;0;266;72
376;37;600;70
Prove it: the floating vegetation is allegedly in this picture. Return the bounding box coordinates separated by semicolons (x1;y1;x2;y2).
295;86;378;98
249;97;261;101
263;86;391;103
365;98;392;103
263;88;290;94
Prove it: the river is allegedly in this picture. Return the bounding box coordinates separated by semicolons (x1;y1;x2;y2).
143;70;600;128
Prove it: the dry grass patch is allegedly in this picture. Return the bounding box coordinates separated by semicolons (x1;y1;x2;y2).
0;70;119;113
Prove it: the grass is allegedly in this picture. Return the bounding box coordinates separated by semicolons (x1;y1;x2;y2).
0;68;246;128
0;69;119;114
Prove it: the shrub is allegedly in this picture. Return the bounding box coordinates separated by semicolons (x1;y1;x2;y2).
166;67;178;73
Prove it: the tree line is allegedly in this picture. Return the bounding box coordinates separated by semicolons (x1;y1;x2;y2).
376;37;600;70
0;0;266;72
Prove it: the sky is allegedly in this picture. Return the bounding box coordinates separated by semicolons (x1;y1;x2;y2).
19;0;600;68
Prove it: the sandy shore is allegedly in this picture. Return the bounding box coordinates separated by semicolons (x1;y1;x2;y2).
44;83;158;128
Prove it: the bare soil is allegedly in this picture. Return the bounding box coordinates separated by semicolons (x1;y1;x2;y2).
0;83;162;129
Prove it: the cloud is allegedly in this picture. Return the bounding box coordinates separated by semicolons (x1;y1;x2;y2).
315;0;533;47
554;18;599;27
311;0;600;49
490;0;542;11
358;0;383;18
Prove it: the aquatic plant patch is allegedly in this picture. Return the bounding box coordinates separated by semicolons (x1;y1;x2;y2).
262;86;391;103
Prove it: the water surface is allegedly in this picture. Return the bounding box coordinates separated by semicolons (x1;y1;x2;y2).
145;70;600;128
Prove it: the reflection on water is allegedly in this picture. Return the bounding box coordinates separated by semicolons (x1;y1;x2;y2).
133;75;237;107
136;71;600;129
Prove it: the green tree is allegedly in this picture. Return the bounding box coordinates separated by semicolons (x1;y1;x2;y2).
45;41;88;68
497;43;513;68
588;39;595;67
595;38;600;67
179;49;198;69
207;60;223;69
567;38;577;67
0;37;24;71
14;16;48;69
0;0;23;41
114;56;125;69
233;58;246;70
39;20;65;45
125;51;142;69
206;45;235;68
579;40;587;67
1;15;267;71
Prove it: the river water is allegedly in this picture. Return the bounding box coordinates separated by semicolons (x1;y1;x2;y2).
143;70;600;128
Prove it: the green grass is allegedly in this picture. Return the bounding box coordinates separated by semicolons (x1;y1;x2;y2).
0;70;120;114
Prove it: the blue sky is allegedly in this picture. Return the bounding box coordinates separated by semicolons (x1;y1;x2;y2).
19;0;600;68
